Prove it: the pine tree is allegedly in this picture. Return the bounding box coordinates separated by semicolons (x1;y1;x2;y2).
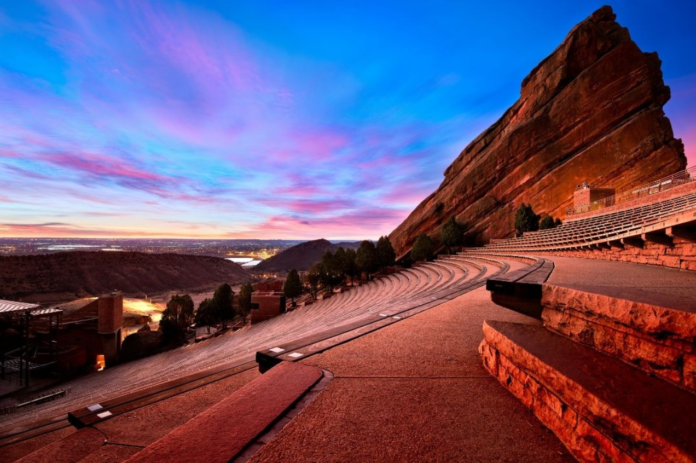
284;269;303;306
376;236;396;268
514;203;540;235
440;217;464;254
237;282;254;319
212;283;235;329
355;240;378;279
411;234;434;262
539;215;556;230
305;264;322;300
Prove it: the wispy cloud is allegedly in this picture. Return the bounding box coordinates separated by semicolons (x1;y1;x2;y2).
0;1;692;239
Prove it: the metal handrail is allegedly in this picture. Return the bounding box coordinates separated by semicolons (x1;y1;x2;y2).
567;166;695;216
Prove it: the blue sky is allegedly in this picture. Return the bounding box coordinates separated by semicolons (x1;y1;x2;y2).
0;1;694;239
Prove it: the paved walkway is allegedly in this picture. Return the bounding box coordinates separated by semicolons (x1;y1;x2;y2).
250;284;574;462
545;256;696;312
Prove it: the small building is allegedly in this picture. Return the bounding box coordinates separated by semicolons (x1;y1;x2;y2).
574;182;615;211
250;292;286;324
52;292;124;369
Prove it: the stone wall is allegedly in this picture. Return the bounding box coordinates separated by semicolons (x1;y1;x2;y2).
535;237;696;271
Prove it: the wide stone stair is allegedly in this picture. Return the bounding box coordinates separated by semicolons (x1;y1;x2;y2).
481;254;696;462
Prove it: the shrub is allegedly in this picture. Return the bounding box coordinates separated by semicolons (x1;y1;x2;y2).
441;216;464;254
514;203;539;235
411;234;434;262
539;215;556;230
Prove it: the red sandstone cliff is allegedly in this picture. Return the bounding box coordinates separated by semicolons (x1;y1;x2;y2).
390;6;686;257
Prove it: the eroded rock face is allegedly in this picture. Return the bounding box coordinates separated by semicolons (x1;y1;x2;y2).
390;6;686;257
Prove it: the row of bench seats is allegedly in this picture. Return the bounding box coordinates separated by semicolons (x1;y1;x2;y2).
482;191;696;252
0;256;516;433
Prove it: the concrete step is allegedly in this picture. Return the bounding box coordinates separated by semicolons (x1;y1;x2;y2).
479;320;696;463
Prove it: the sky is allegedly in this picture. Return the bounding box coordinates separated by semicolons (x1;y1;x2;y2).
0;1;694;240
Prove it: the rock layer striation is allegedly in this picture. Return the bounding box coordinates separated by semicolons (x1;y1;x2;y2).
390;6;686;257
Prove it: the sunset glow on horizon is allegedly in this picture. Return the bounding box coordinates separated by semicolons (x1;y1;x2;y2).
1;1;695;240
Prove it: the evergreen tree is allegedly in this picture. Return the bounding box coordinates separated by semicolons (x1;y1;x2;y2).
194;298;217;334
160;294;194;344
319;251;343;290
284;269;303;306
355;240;378;279
237;282;254;319
305;264;322;300
333;247;348;281
344;248;358;285
376;236;396;269
514;203;540;235
554;218;562;227
539;215;556;230
211;283;235;328
411;234;434;262
440;217;464;254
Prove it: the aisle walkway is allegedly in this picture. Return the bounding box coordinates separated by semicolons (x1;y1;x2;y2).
250;285;574;462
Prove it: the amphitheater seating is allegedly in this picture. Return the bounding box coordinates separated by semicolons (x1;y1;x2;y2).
0;255;520;435
481;189;696;252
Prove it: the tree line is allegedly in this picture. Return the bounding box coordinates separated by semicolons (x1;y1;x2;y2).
159;281;254;345
283;237;397;303
515;203;561;235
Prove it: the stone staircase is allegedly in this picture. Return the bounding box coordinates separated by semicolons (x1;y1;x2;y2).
482;257;696;462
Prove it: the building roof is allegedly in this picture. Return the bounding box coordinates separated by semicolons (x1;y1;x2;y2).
0;299;40;314
54;297;98;316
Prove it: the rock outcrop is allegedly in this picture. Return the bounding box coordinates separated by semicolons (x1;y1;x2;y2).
390;6;686;257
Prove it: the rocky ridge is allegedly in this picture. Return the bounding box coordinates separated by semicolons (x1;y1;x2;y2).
390;6;686;257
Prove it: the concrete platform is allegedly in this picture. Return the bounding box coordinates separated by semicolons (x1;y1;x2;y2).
545;256;696;313
249;286;575;462
481;320;696;463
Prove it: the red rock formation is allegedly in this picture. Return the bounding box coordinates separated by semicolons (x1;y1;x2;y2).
390;6;686;257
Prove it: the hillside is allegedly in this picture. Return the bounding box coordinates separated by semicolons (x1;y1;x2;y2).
0;251;249;303
254;239;358;273
389;6;686;257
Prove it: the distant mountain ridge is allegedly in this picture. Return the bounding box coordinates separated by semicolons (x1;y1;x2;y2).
0;251;249;303
254;239;360;273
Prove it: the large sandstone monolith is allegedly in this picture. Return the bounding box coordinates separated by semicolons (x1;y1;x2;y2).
390;6;686;257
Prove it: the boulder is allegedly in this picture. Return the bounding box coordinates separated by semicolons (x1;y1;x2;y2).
390;6;686;257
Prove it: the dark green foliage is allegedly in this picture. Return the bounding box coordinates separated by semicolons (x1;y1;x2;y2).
376;236;396;268
212;283;235;328
237;282;254;319
160;294;194;344
410;234;434;261
514;203;539;235
355;240;378;278
555;218;562;227
344;248;358;284
333;247;347;275
284;269;303;305
319;251;343;290
194;298;216;334
441;216;464;254
305;264;322;300
539;215;556;230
